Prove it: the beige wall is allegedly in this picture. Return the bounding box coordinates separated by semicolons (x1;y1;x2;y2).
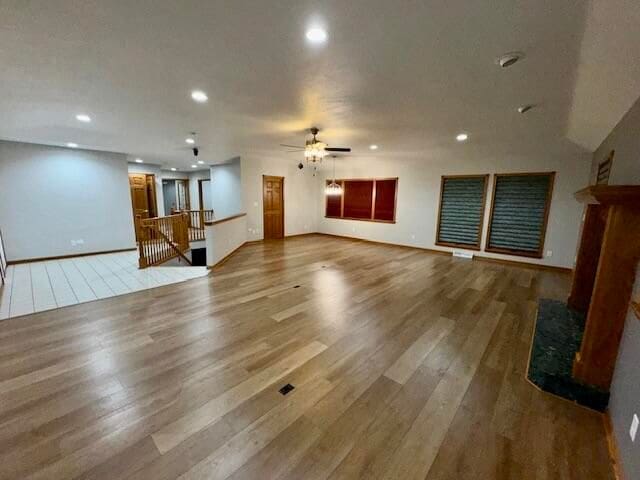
316;143;591;269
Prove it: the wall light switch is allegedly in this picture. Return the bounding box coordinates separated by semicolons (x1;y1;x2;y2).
630;414;639;442
546;250;553;257
253;201;258;207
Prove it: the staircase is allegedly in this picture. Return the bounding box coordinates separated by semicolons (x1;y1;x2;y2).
136;209;213;268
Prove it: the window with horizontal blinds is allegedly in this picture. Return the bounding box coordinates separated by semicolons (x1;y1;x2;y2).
487;173;555;258
436;175;488;249
324;178;398;223
325;181;342;217
373;179;397;221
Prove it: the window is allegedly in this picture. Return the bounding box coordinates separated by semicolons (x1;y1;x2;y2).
325;178;398;223
436;175;489;250
486;172;555;258
596;150;614;185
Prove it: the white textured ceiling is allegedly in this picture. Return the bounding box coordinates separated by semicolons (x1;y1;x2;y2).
0;0;632;168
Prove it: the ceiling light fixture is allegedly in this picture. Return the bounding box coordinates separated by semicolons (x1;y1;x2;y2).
135;158;144;163
197;160;204;164
191;164;197;168
306;27;327;44
191;90;208;103
185;138;195;144
456;133;469;142
369;144;379;150
496;51;524;68
170;167;177;171
66;142;78;148
75;114;91;123
325;156;342;196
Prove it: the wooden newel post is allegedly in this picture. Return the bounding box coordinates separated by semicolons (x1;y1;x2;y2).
569;186;640;390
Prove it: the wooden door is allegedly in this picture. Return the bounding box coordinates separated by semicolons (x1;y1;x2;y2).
263;175;284;239
129;174;151;241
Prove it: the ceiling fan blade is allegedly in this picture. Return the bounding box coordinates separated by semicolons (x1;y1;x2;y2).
280;144;305;148
325;147;351;152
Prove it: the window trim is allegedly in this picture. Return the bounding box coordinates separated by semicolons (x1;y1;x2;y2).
325;177;398;224
485;171;556;259
435;174;489;251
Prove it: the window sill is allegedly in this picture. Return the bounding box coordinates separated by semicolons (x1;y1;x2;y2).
325;216;396;224
484;246;544;259
435;241;481;251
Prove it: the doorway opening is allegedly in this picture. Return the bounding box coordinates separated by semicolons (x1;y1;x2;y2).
198;178;213;210
129;173;158;241
263;175;284;239
162;179;190;214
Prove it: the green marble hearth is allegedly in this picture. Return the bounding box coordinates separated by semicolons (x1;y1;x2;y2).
527;299;609;411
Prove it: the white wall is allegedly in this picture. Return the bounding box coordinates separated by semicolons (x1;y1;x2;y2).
205;214;247;267
210;158;243;220
0;141;135;261
188;169;211;210
317;144;591;268
241;155;319;241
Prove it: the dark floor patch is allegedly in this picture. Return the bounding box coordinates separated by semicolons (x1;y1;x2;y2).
279;383;295;395
528;299;609;411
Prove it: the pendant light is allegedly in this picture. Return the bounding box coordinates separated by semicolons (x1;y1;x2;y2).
325;156;342;196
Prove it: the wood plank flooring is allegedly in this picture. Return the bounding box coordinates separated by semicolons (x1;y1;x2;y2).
0;235;614;479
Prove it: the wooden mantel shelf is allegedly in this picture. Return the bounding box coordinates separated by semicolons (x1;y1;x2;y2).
574;185;640;205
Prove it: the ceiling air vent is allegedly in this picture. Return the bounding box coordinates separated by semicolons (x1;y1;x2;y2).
496;52;524;68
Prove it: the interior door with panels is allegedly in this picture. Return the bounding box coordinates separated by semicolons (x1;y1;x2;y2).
263;175;284;239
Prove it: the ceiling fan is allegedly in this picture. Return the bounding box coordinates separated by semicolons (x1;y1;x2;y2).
280;127;351;174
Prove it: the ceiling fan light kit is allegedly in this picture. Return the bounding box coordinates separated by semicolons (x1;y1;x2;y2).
281;127;351;176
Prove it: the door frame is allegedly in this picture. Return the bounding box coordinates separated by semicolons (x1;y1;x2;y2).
262;175;285;239
197;178;211;210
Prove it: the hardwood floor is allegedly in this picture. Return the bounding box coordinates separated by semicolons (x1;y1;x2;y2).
0;235;614;479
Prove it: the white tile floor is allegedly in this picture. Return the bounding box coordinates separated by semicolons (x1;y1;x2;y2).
0;250;209;320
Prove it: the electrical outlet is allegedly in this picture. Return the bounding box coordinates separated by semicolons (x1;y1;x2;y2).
631;414;639;442
546;250;553;257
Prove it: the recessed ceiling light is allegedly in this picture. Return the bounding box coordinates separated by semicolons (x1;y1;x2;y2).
135;158;144;163
66;142;78;148
191;164;197;168
306;27;327;44
369;144;379;150
75;114;91;123
197;160;204;164
191;90;208;103
456;133;468;142
170;167;177;171
185;138;195;144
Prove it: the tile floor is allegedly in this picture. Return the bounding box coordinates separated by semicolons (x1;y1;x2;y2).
0;250;209;320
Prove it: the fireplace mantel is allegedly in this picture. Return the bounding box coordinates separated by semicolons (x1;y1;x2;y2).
569;185;640;390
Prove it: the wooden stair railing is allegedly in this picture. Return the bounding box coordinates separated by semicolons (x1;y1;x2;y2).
137;213;192;268
173;209;215;242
